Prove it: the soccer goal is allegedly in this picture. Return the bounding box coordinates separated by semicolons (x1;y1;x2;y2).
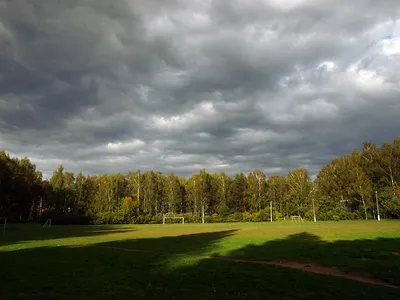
0;217;7;235
291;215;304;223
163;216;185;224
42;218;52;228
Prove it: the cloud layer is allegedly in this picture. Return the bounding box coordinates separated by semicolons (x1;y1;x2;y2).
1;0;400;178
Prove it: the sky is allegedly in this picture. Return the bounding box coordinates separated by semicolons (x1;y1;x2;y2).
0;0;400;179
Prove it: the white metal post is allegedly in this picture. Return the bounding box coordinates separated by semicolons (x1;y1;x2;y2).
270;201;273;222
312;198;317;222
375;191;381;221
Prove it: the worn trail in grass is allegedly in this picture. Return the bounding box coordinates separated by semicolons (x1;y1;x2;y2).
1;221;400;300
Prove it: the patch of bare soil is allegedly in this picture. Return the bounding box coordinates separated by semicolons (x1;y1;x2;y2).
264;260;397;288
99;246;398;288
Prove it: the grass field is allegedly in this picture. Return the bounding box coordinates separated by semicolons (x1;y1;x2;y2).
1;221;400;300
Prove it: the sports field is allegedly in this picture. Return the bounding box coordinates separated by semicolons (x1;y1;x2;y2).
1;221;400;300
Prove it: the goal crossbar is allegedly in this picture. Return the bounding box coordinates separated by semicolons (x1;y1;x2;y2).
291;216;304;223
163;216;185;224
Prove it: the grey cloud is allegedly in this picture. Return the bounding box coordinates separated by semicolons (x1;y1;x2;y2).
1;0;400;178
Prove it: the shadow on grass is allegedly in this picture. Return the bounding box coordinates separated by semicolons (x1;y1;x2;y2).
223;232;400;286
1;230;400;300
0;223;136;247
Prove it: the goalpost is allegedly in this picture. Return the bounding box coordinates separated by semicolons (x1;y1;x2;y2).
162;216;185;224
42;218;52;228
291;216;303;223
0;217;7;235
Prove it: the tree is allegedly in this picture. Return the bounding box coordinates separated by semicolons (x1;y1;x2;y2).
247;170;266;212
198;169;211;223
0;152;43;220
165;173;181;214
2;136;400;224
349;151;373;220
185;169;211;223
287;168;313;217
228;173;247;212
266;175;288;217
93;173;125;213
49;165;73;214
142;171;156;214
209;172;231;214
75;172;97;216
377;139;400;197
126;170;142;214
121;196;139;221
155;171;166;215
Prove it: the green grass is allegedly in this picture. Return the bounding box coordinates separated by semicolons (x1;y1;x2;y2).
1;221;400;299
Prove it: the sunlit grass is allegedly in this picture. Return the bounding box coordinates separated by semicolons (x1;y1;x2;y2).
1;221;400;300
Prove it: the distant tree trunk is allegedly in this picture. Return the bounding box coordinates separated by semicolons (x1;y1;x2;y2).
360;186;368;220
201;204;205;224
312;198;316;222
137;172;140;212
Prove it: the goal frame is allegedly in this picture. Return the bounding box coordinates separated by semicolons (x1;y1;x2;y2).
162;216;185;224
0;217;7;234
43;218;52;228
291;215;304;223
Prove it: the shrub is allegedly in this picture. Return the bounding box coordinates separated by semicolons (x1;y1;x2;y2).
242;212;254;222
258;209;270;222
226;212;242;222
273;211;283;221
211;213;221;223
133;214;153;224
338;210;355;220
217;202;232;219
150;216;162;224
93;211;126;225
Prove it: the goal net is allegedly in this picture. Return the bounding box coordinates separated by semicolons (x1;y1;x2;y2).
291;216;304;223
163;216;185;224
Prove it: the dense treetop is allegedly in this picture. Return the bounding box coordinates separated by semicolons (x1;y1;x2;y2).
1;138;399;223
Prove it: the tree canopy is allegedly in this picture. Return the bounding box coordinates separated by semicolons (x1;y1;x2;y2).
1;138;399;223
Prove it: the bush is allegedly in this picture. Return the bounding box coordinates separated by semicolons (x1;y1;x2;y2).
226;212;242;222
93;211;126;225
133;214;153;224
337;210;356;220
211;213;221;223
258;209;270;222
150;216;162;224
273;211;283;221
217;202;232;219
242;212;254;222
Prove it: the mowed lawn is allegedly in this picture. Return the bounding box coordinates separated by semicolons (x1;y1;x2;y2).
1;221;400;300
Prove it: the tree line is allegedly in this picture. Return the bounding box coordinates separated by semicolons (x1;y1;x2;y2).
1;138;399;224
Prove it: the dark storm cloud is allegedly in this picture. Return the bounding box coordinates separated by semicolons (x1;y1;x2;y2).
1;0;400;178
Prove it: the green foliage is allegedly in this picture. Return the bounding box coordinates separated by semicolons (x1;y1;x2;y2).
1;137;400;224
210;213;222;223
217;202;232;218
226;212;243;222
274;210;283;221
93;211;126;225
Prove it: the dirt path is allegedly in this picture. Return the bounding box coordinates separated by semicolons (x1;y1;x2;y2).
99;246;398;289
